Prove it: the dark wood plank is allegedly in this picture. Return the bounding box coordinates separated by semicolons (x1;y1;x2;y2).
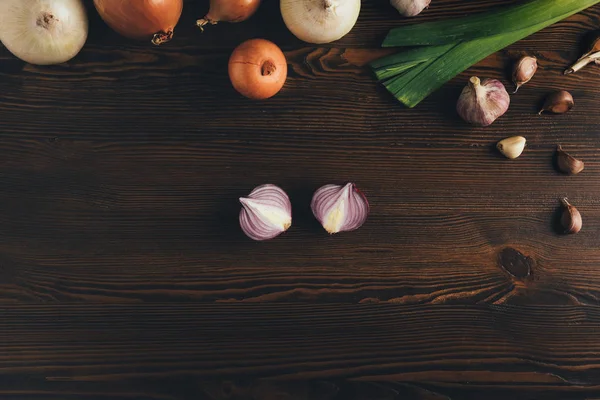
3;0;600;396
3;380;600;400
1;2;600;304
2;304;600;399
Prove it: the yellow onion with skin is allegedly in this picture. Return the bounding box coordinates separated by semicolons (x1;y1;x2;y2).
197;0;262;31
229;39;288;100
94;0;183;45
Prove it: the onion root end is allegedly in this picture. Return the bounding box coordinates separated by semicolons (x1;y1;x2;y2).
196;18;218;32
151;30;174;45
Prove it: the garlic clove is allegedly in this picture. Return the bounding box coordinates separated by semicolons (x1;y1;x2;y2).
239;184;292;241
539;90;574;115
560;198;582;234
512;56;537;93
390;0;431;17
556;145;584;175
497;136;526;159
311;183;369;234
456;77;510;127
565;36;600;75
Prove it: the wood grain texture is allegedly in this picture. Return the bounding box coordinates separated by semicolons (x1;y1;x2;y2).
1;1;600;304
2;304;600;399
3;0;600;396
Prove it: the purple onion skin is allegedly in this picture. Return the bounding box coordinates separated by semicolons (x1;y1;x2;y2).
239;184;292;241
456;77;510;127
311;183;369;234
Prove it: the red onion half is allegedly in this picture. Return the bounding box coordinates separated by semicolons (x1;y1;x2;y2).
239;184;292;241
311;183;369;234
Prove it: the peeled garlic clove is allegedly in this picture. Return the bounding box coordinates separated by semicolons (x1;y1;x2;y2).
456;77;510;127
512;56;537;93
560;198;582;234
311;183;369;234
390;0;431;17
239;184;292;241
556;145;584;175
497;136;526;159
539;90;574;115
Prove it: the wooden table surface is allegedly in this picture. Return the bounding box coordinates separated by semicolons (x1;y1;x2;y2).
2;0;600;398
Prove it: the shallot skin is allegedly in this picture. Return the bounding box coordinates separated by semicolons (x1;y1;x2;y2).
197;0;261;29
94;0;183;45
229;39;287;100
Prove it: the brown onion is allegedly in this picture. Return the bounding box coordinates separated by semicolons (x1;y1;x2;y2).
197;0;261;31
94;0;183;45
229;39;287;100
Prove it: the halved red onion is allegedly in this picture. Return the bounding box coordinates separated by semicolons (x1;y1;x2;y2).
239;184;292;241
311;183;369;234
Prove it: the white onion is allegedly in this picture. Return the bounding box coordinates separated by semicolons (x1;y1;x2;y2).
0;0;88;65
281;0;361;44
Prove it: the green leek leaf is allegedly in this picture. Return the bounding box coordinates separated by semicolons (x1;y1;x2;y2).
383;0;600;47
371;0;600;107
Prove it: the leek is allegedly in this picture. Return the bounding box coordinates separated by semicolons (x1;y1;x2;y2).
371;0;600;108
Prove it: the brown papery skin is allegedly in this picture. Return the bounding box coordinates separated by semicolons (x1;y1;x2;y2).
201;0;261;26
94;0;183;44
228;39;287;100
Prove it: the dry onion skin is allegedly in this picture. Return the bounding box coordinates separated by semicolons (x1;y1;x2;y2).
228;39;287;100
94;0;183;45
0;0;88;65
281;0;361;44
197;0;262;31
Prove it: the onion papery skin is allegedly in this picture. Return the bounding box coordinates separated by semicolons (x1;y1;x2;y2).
311;183;369;234
229;39;287;99
0;0;88;65
94;0;183;45
239;184;292;241
197;0;261;30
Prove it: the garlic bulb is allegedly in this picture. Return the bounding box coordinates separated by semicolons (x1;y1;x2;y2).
311;183;369;234
239;184;292;241
0;0;88;65
391;0;431;17
456;77;510;127
281;0;361;44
